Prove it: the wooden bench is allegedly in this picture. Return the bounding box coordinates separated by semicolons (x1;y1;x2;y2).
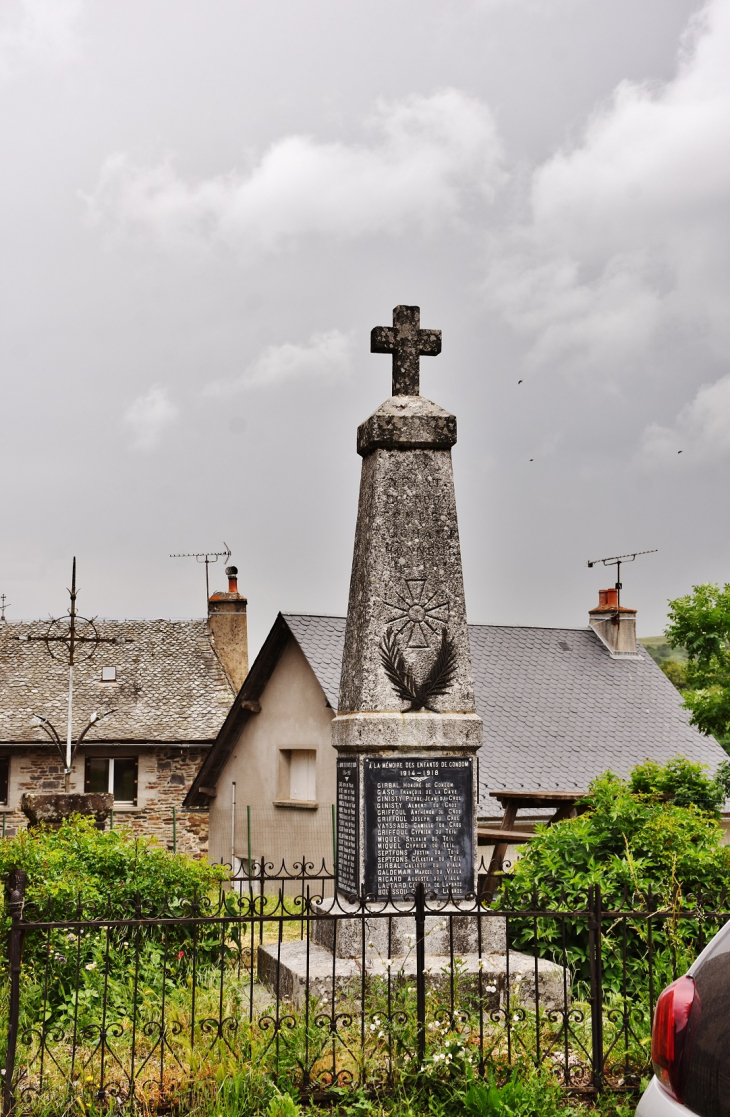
478;790;586;899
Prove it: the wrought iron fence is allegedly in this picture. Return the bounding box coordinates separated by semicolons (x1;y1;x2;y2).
1;861;727;1114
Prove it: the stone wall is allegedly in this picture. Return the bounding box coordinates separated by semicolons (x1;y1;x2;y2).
0;746;210;857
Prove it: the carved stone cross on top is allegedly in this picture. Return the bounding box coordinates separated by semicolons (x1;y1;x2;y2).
370;305;442;396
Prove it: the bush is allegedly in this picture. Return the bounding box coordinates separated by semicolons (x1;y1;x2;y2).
629;756;730;813
0;816;229;1030
502;758;730;992
0;814;226;921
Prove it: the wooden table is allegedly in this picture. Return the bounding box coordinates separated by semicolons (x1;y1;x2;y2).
478;790;587;898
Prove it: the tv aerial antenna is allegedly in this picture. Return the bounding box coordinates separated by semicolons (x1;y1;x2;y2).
170;542;231;606
586;549;658;613
0;594;9;623
17;558;125;791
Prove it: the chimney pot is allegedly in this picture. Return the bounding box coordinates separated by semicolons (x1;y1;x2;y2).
589;587;637;656
226;566;238;593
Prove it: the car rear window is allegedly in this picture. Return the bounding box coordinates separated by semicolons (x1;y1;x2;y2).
683;950;730;1117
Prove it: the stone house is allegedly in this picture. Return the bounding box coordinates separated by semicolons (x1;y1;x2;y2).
0;569;248;855
185;590;729;870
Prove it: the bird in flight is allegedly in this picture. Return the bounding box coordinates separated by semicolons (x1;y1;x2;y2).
678;450;683;454
518;379;523;384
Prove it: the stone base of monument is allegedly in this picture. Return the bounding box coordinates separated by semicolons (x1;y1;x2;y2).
308;896;507;955
21;792;114;830
257;899;566;1012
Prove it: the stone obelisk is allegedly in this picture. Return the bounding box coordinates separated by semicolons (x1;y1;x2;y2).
258;308;562;1009
333;306;482;901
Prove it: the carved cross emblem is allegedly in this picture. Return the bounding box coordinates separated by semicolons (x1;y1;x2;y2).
384;578;449;648
370;305;442;396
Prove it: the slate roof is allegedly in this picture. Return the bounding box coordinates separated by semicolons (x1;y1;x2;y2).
280;614;728;819
283;614;345;709
0;619;234;744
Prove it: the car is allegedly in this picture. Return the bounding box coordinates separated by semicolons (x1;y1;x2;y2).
636;916;730;1115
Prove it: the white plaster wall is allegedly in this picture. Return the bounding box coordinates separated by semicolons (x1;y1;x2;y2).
208;638;336;871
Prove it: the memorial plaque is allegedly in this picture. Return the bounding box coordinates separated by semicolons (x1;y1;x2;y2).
363;756;473;899
336;758;359;895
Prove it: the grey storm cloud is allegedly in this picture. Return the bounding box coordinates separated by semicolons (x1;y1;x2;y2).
0;0;726;652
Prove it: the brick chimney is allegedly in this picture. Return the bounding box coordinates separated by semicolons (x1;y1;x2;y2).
207;566;249;691
589;588;638;657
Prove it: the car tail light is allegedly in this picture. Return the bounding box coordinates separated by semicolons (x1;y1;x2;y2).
651;974;699;1102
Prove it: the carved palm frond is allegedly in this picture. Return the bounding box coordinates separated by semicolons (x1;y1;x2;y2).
379;629;457;711
379;630;420;704
419;630;458;709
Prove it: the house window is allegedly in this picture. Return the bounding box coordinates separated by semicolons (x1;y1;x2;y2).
0;758;9;806
277;749;317;804
289;750;317;802
84;757;138;804
100;666;117;682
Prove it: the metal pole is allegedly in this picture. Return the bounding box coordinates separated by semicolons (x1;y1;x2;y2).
247;805;252;883
415;881;426;1071
3;870;27;1117
589;884;604;1092
65;664;73;792
230;782;236;874
64;557;78;794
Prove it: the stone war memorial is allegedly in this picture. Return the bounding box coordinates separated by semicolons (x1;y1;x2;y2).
259;305;562;1006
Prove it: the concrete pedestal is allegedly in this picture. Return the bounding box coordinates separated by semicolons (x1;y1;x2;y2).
21;792;113;830
309;896;505;955
258;939;566;1013
257;898;566;1012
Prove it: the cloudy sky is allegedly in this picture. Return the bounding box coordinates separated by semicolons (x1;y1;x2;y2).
2;0;729;653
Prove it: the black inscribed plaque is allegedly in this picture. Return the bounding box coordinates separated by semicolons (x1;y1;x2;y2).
363;757;474;900
336;759;359;895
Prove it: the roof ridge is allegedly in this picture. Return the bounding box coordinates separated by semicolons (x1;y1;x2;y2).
3;616;209;623
282;612;346;620
282;613;594;634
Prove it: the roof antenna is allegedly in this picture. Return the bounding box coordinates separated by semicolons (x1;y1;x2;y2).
586;549;658;617
16;558;125;791
170;542;232;607
0;594;9;623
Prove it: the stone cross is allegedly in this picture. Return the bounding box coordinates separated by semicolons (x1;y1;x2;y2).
370;305;442;397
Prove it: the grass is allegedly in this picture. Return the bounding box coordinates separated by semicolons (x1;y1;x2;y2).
6;938;652;1116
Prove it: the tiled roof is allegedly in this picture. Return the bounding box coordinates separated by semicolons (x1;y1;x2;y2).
280;614;727;818
0;619;234;744
470;624;727;816
283;614;345;709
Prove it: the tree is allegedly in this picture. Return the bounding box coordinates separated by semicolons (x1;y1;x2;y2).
661;659;687;690
666;582;730;750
